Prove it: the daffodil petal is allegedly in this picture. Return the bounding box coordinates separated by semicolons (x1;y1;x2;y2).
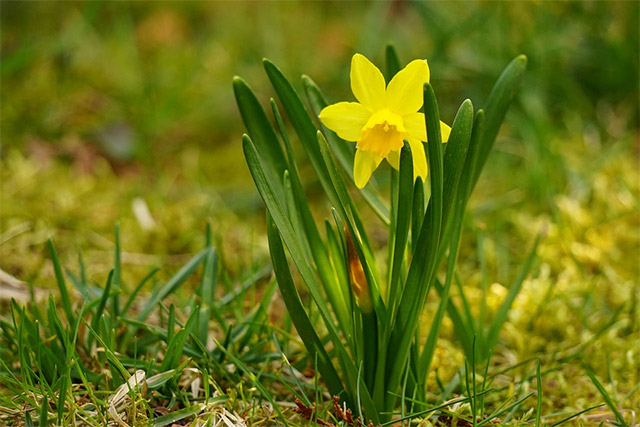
440;121;451;143
350;54;386;112
353;149;383;188
386;149;400;170
403;112;427;141
319;102;371;141
407;138;428;181
404;113;451;143
386;59;430;115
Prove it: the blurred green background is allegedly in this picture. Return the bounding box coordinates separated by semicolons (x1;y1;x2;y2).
1;1;638;284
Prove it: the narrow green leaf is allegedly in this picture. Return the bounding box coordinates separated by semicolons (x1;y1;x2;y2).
411;179;425;254
267;214;346;399
39;394;48;427
48;239;75;326
472;55;527;191
236;280;277;351
244;85;379;424
198;247;217;344
90;270;114;342
419;192;465;380
547;404;604;427
161;306;198;372
146;369;179;390
317;132;385;322
325;219;350;306
56;372;67;424
137;249;208;321
112;222;121;318
442;99;474;226
477;393;534;426
585;365;627;426
271;99;351;335
461;110;485;201
385;43;402;80
301;76;355;177
483;232;541;360
243;135;352;364
122;267;159;316
385;82;444;410
152;405;203;427
388;143;413;321
25;411;35;427
536;358;542;427
264;60;340;205
233;76;288;181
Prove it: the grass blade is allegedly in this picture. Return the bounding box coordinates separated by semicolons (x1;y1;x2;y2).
584;365;627;426
113;223;121;318
483;232;541;360
137;249;207;321
547;404;604;427
198;247;218;345
48;239;75;326
152;405;203;427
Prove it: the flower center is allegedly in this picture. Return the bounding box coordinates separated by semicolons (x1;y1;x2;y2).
357;109;405;158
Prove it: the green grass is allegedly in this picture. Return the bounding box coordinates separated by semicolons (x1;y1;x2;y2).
1;140;638;425
1;1;639;425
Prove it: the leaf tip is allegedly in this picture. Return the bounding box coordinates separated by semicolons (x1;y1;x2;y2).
516;54;528;65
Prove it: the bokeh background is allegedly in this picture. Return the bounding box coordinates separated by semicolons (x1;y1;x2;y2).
2;1;638;286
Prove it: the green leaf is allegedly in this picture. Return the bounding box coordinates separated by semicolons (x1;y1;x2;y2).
90;269;114;343
267;214;346;399
584;365;627;426
316;131;384;321
263;59;340;208
387;143;413;321
547;404;604;427
137;250;207;321
461;110;485;201
472;55;527;191
384;82;444;410
197;247;217;345
233;76;289;182
152;405;203;427
442;99;474;227
122;267;159;316
112;222;121;318
385;43;402;81
246;132;378;420
419;189;466;382
242;135;343;355
39;394;48;427
48;240;75;326
160;306;198;372
411;179;425;254
536;358;542;427
270;97;354;337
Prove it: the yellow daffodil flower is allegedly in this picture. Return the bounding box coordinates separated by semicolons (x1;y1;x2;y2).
319;53;451;188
